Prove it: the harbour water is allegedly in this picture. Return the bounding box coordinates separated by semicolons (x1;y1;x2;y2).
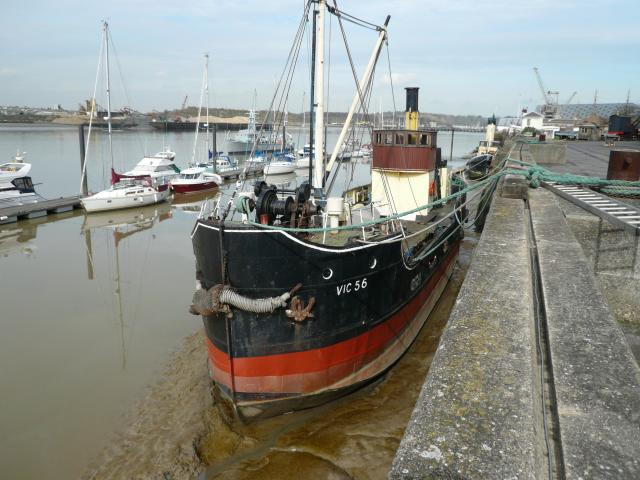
0;124;483;479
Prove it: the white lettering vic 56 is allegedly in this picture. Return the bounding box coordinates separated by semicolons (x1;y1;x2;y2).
336;277;368;296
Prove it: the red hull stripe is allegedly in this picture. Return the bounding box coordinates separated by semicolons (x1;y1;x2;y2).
206;244;458;388
172;182;218;194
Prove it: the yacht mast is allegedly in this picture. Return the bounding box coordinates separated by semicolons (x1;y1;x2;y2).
282;101;288;153
313;0;326;190
104;21;114;180
205;53;210;160
302;91;306;129
191;54;207;165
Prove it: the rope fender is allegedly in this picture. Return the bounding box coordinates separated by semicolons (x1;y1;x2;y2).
190;283;303;318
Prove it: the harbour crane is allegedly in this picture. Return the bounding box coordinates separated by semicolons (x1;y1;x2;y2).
533;67;559;119
181;95;188;111
565;91;577;104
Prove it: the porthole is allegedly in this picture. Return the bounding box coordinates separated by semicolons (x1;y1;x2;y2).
369;257;377;269
322;268;333;280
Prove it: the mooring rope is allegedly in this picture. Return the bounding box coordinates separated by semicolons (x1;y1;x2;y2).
225;149;640;234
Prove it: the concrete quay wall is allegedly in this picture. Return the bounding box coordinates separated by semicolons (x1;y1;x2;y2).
390;169;640;478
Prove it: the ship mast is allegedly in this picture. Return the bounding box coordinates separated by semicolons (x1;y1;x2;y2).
313;0;326;191
308;3;317;187
205;53;210;161
104;21;115;182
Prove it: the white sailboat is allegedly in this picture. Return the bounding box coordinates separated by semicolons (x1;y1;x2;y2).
264;104;296;175
171;54;223;193
81;22;170;214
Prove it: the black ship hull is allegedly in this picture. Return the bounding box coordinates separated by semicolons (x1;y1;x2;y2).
191;217;462;420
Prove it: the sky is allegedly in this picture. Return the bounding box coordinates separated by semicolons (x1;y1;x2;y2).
1;0;639;116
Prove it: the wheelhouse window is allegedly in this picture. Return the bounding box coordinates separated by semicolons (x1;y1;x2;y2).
384;133;393;144
395;133;405;145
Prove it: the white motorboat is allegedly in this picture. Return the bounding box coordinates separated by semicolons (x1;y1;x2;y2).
81;22;170;214
170;166;221;194
0;161;31;183
122;154;180;183
0;153;41;208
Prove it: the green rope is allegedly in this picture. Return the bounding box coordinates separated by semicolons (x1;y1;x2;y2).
234;155;640;234
599;186;640;197
505;157;640;189
245;169;517;233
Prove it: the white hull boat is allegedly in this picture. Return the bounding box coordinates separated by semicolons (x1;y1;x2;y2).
81;22;171;215
170;167;221;194
264;160;295;175
0;156;42;208
1;157;32;183
121;153;180;183
295;156;310;169
82;181;171;213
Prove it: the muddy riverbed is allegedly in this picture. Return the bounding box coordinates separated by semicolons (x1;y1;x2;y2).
82;236;478;480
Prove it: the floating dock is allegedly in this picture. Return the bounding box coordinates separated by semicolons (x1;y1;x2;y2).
0;196;82;224
390;141;640;479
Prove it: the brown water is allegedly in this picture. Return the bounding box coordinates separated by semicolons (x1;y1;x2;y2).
0;125;482;479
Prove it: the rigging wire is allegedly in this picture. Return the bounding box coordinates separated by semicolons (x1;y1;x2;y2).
222;1;312;220
107;32;147;162
327;4;383;31
385;41;397;124
79;26;105;195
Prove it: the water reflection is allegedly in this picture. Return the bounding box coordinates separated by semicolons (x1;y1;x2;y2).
0;209;81;258
172;190;222;213
81;203;173;369
0;223;37;258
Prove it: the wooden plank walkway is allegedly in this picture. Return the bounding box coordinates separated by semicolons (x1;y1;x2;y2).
0;196;82;224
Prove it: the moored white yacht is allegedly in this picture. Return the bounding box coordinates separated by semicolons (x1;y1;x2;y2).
264;151;296;175
81;22;171;214
82;179;171;213
0;157;40;207
121;153;180;184
0;160;31;183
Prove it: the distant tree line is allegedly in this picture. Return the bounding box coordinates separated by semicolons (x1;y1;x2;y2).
151;107;486;127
